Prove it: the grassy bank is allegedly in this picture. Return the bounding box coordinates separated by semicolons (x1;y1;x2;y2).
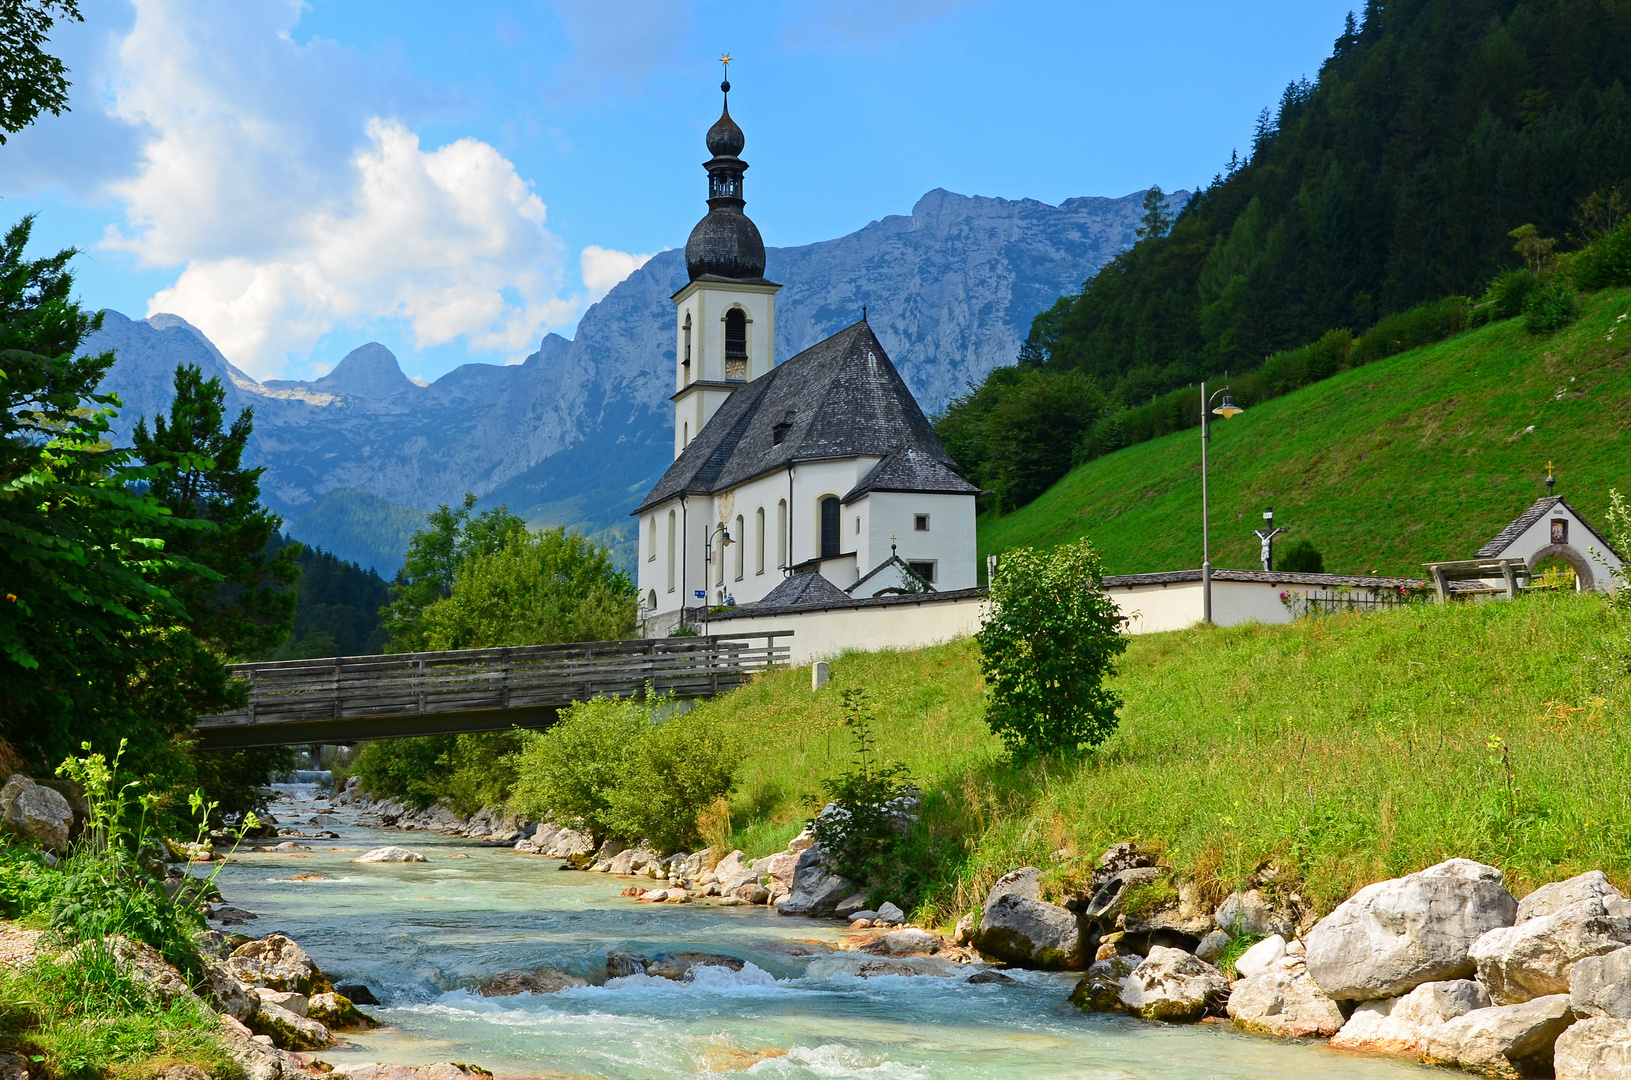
977;287;1631;577
696;590;1631;924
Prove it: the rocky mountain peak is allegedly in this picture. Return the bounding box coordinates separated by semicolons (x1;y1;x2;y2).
310;343;416;399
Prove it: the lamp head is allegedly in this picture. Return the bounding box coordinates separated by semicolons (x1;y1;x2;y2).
720;529;733;546
1213;391;1244;419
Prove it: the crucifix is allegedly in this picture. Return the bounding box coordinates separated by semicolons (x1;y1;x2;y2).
1254;507;1288;571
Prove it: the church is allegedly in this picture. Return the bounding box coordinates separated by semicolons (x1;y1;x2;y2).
634;76;979;634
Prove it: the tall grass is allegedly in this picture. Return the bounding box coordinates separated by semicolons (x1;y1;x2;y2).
700;591;1631;926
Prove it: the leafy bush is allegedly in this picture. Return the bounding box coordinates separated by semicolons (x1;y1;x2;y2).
351;731;522;814
1476;268;1540;323
977;540;1128;755
1255;329;1352;397
603;709;739;853
1571;216;1631;290
1351;296;1471;365
809;690;917;886
511;695;740;850
1277;538;1325;573
1523;281;1578;333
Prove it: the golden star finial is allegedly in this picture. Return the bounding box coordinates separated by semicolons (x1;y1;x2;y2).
720;54;731;69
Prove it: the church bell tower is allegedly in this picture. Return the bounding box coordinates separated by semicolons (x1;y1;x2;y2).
670;64;780;460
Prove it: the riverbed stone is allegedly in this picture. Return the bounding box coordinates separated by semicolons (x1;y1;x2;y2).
644;952;745;980
835;893;870;919
1470;897;1631;1005
203;957;261;1022
968;970;1017;985
1306;858;1518;1001
1234;934;1286;980
778;855;856;918
0;775;72;854
1215;889;1294;938
1331;979;1491;1056
351;846;426;863
1070;953;1142;1012
1118;946;1229;1022
253;987;308;1016
1555;1017;1631;1079
974;891;1085;970
954;913;976;946
229;934;333;996
478;969;588;996
329;1065;496;1080
862;929;942;957
1227;956;1346;1038
251;999;334;1051
1419;994;1575;1077
735;882;770;904
308;991;378;1029
1080;866;1163;922
875;901;906;925
1194;930;1231;963
1571;947;1631;1020
606;952;647;978
1519;872;1628;923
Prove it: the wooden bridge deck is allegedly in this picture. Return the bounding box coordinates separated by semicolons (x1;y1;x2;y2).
194;632;792;749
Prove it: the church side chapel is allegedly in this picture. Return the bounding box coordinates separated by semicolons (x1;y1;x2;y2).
634;71;979;635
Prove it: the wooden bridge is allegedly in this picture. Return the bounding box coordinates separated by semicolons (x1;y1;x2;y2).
194;632;792;750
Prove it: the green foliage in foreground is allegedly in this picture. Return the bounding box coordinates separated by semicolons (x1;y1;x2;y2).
695;590;1631;926
809;690;917;887
978;286;1631;578
509;696;740;852
978;540;1126;756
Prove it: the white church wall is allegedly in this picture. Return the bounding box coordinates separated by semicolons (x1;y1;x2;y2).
712;592;989;666
857;490;977;590
1494;502;1622;592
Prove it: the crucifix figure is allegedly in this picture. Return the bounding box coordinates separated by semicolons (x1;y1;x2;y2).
1254;507;1288;571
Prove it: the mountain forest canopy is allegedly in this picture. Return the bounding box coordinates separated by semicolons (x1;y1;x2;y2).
941;0;1631;510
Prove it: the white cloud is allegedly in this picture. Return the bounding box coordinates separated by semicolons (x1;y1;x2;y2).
69;0;579;379
581;245;654;297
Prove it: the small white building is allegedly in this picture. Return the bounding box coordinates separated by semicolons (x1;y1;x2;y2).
634;80;979;636
1470;494;1623;592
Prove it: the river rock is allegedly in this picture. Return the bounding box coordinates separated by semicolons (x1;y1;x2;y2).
1195;930;1231;963
253;988;308;1016
1119;946;1229;1022
0;775;72;854
1470;897;1631;1005
778;849;856;918
352;846;426;863
1571;947;1631;1019
644;952;745;980
1215;889;1294;938
975;891;1085;970
1555;1016;1631;1079
606;952;647;978
1419;994;1575;1077
329;1065;496;1080
1070;953;1142;1012
954;913;976;946
216;1013;300;1080
202;957;261;1022
1234;934;1287;979
835;893;870;919
875;901;906;925
968;969;1017;985
1331;979;1491;1056
1519;872;1628;923
308;991;378;1029
1228;955;1346;1038
335;982;379;1006
862;929;942;957
735;882;770;904
69;936;198;1006
1306;858;1518;1001
251;999;334;1051
546;828;595;861
229;934;333;996
478;969;588;996
0;1051;28;1080
1080;866;1163;922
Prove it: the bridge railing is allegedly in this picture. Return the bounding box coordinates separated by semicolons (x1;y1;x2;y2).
194;632;792;748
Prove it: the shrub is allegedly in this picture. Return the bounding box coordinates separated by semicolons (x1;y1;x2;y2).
1523;282;1578;334
1255;329;1352;397
1571;216;1631;290
1277;538;1325;573
1351;296;1471;365
509;697;647;838
809;690;917;886
977;539;1128;755
350;736;451;808
1478;268;1540;322
602;709;740;852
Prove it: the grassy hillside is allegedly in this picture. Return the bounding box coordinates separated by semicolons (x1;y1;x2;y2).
977;289;1631;577
696;590;1631;924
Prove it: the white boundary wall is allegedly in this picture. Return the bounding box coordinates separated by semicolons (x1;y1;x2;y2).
710;592;987;666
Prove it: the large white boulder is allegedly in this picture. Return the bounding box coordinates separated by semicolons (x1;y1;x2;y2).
1233;934;1286;980
228;935;331;997
974;894;1084;970
1227;955;1346;1038
1572;946;1631;1020
1305;858;1517;1000
0;775;72;854
1471;897;1631;1005
1518;872;1628;923
1118;945;1229;1022
1555;1017;1631;1080
351;846;426;863
777;848;856;918
1330;979;1490;1056
1215;889;1294;938
1419;995;1575;1077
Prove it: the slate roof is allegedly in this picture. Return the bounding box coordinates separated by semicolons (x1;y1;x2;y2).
711;584;987;618
843;446;977;503
755;571;853;609
846;554;938;595
1474;495;1622;559
635;321;972;513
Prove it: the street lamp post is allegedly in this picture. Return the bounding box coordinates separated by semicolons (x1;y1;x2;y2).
1200;379;1244;624
702;524;733;636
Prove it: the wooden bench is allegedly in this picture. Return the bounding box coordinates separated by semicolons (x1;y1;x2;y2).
1421;558;1530;602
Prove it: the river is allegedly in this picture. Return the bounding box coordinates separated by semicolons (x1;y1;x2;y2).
212;785;1436;1079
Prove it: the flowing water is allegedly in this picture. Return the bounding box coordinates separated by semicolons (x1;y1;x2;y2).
215;786;1435;1079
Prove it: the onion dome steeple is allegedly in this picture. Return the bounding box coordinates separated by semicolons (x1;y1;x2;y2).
685;63;766;282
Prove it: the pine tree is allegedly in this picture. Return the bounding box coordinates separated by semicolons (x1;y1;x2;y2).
1136;185;1173;242
133;364;298;659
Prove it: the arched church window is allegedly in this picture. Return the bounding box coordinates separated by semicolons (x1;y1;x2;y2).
682;313;692;376
820;497;841;559
777;500;787;570
735;514;745;580
724;309;748;381
755;507;765;574
666;509;676;592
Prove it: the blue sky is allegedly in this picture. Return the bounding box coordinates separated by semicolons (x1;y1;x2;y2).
0;0;1354;383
